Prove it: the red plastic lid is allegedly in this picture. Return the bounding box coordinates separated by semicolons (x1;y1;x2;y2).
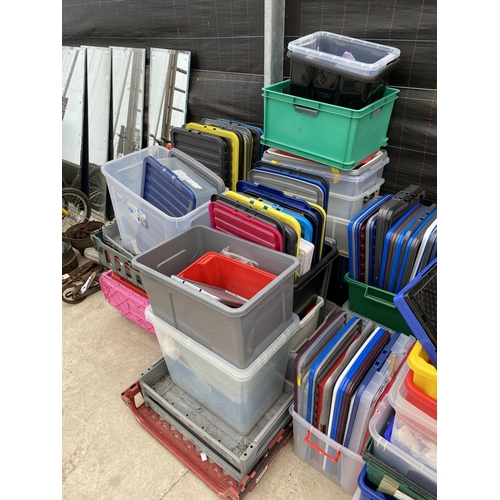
404;368;437;420
272;149;378;169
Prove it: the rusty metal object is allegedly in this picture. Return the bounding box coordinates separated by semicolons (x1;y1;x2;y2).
62;261;106;304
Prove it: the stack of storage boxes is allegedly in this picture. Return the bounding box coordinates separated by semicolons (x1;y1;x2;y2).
260;31;400;257
263;149;389;257
359;345;437;499
132;225;301;436
352;267;438;500
97;142;332;480
93;145;227;334
96;141;311;474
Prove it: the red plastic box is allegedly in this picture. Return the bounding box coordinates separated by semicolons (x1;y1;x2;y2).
404;368;437;420
99;270;155;335
177;252;277;301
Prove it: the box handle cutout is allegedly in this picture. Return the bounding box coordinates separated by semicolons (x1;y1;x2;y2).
294;105;318;118
304;430;341;462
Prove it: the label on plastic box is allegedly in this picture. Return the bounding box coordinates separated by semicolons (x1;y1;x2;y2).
172;169;202;190
161;336;180;360
330;167;341;184
255;465;268;484
127;202;148;228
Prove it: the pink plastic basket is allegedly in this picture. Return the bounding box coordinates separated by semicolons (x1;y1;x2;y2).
99;270;155;335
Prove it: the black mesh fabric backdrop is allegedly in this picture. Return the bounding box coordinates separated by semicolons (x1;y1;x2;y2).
62;0;437;202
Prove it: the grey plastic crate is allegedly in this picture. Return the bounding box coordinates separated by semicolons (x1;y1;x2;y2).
91;221;145;290
139;356;293;482
132;225;300;369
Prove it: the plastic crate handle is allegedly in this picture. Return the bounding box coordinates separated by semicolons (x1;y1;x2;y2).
294;105;318;118
364;285;397;308
304;430;341;462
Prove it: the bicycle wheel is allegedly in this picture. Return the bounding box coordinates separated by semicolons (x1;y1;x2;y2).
72;164;107;214
62;187;91;234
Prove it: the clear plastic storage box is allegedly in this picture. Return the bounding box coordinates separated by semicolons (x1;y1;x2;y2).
288;32;401;80
101;146;226;254
146;305;300;435
388;363;437;472
132;225;300;369
290;404;365;496
326;215;349;257
289;296;325;353
263;149;388;198
328;178;385;220
368;391;437;496
287;32;400;109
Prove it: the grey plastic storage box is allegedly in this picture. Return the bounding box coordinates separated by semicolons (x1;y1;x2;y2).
132;225;301;369
145;306;299;435
101;146;226;255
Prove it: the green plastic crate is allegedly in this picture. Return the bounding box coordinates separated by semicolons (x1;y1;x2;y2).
344;272;412;336
261;80;399;170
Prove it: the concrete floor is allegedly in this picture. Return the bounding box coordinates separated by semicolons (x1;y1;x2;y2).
62;253;355;500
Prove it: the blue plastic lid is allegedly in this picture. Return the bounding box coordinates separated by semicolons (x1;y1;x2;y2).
141;155;197;217
384;415;394;442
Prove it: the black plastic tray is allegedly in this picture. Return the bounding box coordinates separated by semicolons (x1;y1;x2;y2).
171;126;231;186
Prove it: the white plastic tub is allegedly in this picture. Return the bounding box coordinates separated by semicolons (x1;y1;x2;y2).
146;305;300;435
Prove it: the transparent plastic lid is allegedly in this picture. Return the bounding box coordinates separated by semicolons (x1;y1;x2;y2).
288;31;400;78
